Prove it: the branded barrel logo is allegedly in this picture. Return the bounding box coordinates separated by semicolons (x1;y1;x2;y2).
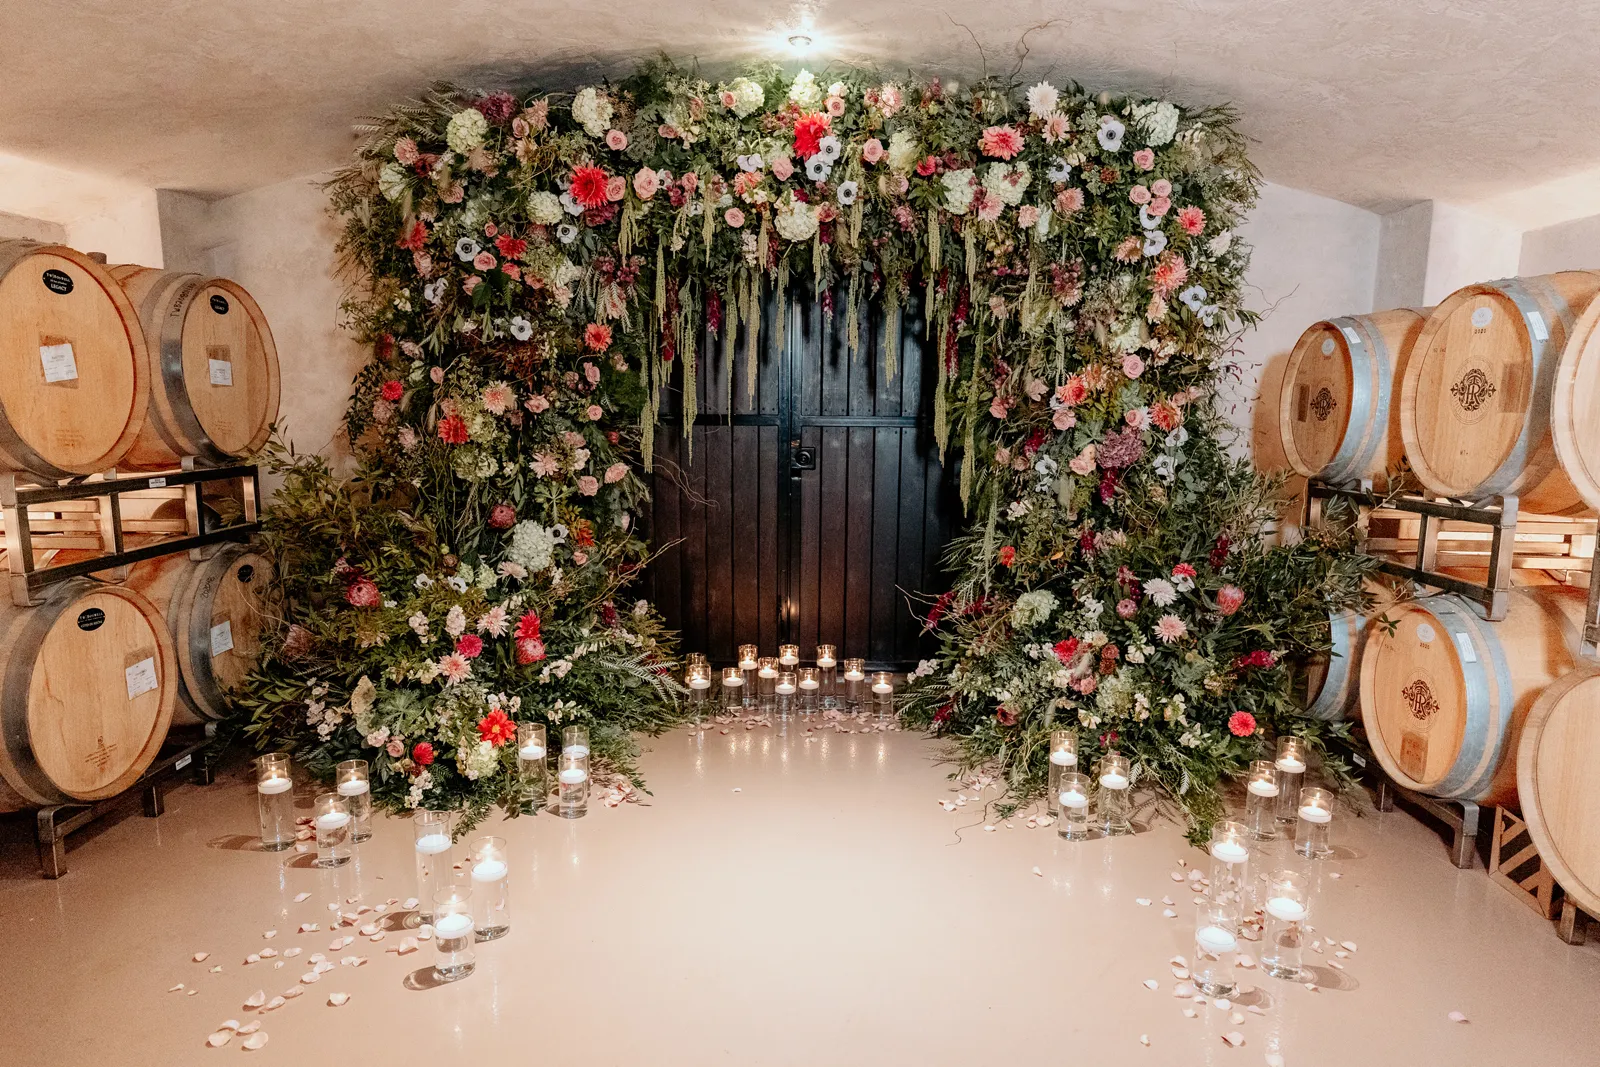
1450;367;1496;413
1400;679;1439;722
1310;386;1336;422
84;735;115;772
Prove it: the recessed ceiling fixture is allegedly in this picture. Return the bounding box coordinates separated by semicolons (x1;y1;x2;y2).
787;33;813;51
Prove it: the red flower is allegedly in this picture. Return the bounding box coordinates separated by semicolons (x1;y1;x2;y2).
381;380;404;402
515;611;541;641
494;234;528;260
1233;650;1277;671
396;220;427;250
996;705;1018;726
489;503;517;529
915;155;938;177
438;415;469;445
477;708;516;746
1227;711;1257;737
515;637;546;664
584;323;613;352
1210;535;1231;568
1173;563;1197;581
475;91;518;125
411;742;435;767
344;577;380;608
455;634;484;659
933;702;953;726
570;165;610;209
998;546;1017;567
1216;584;1245;615
927;590;956;629
1178;206;1206;236
572;521;595;548
1053;637;1080;665
793;112;832;158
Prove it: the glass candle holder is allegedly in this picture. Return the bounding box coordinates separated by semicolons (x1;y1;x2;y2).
517;722;547;809
756;656;779;713
468;836;511;941
686;652;708;670
413;809;455;924
431;885;476;982
816;644;838;708
1046;729;1079;819
870;671;895;722
778;643;800;669
1245;760;1280;839
558;751;589;819
842;658;866;712
1208;819;1252;925
797;667;820;715
562;725;590;760
737;644;759;671
1274;737;1308;822
335;759;373;842
1097;753;1133;836
255;752;294;851
1056;771;1092;840
1193;900;1241;998
775;671;796;718
1260;869;1311;980
721;667;746;714
685;663;712;724
312;792;353;868
1294;786;1335;859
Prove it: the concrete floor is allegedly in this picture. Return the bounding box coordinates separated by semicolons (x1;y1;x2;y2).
2;715;1598;1067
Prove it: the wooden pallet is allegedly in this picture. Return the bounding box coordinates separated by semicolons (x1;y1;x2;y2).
1490;806;1591;944
1365;511;1595;574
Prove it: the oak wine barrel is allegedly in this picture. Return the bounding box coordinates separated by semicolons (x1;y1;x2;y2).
124;544;275;723
1357;586;1587;806
110;266;280;469
1302;577;1399;721
1518;665;1600;918
0;578;177;811
1551;289;1600;512
1279;309;1428;486
0;241;149;479
1400;272;1600;515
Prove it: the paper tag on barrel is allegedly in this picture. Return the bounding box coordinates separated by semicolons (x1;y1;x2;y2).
210;619;234;657
124;655;158;700
40;342;79;383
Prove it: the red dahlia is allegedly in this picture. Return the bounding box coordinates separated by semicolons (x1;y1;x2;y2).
381;380;404;402
515;611;541;641
437;414;469;445
570;166;610;209
476;708;516;746
455;634;484;659
793;112;831;159
494;234;527;260
411;742;435;767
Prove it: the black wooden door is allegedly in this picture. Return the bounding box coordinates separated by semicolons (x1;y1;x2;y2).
648;288;957;669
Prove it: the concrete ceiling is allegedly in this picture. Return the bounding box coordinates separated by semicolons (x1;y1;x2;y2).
2;0;1599;221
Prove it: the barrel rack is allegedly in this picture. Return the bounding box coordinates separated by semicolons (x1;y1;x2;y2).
2;461;259;876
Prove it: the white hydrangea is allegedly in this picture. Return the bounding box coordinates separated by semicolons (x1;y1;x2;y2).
571;87;613;138
527;191;563;225
408;612;431;641
446;108;489;154
983;162;1031;206
459;740;500;781
787;70;822;109
1010;590;1058;629
507;519;559;574
1133;100;1180;146
378;162;409;201
886;129;920;173
942;169;977;214
727;76;765;117
773;194;820;242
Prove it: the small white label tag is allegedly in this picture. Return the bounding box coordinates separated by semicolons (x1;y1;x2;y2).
1415;623;1437;644
40;342;78;382
1321;337;1335;356
1341;326;1361;346
209;359;234;386
1351;752;1367;768
1453;632;1478;663
148;477;166;489
125;657;158;700
1471;306;1493;329
174;754;193;771
210;620;234;656
1527;311;1548;341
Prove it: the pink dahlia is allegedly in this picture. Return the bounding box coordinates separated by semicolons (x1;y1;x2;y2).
1178;206;1206;235
978;125;1024;159
1154;614;1188;644
455;634;484;659
438;653;472;685
1054;188;1085;214
584;323;613;352
1227;711;1257;738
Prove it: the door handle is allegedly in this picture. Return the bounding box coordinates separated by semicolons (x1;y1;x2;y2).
791;446;817;473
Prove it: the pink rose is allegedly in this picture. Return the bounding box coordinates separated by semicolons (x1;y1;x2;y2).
771;155;794;181
604;462;628;484
720;90;736;109
525;394;550;414
605;175;627;202
1069;445;1097;476
1129;184;1151;205
680;172;698;195
386;738;405;758
584;362;601;385
1122;354;1145;379
1133;148;1155;171
605;129;628;151
1152;178;1172;198
578;476;600;496
429;366;445;384
1052;409;1075;431
633;168;660;200
724;207;746;228
862;138;884;164
473;251;496;271
1149;195;1171;217
1125;407;1149;429
826;96;846;117
462;275;481;294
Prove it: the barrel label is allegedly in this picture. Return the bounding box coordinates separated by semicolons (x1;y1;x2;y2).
1399;731;1429;780
209;359;234;386
1470;306;1493;329
1310;386;1336;422
209;293;230;315
125;656;158;700
1450;365;1496;416
1452;631;1478;664
148;477;166;489
1401;678;1439;722
39;342;79;383
1341;326;1361;347
76;607;105;632
1320;337;1335;356
41;268;73;295
84;736;115;773
210;620;234;657
1527;310;1547;341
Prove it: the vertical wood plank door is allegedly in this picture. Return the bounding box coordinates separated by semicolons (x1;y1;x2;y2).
648;288;958;669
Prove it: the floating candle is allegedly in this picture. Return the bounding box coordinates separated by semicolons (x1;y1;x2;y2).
1275;758;1306;774
1209;840;1249;865
1265;897;1307;923
313;811;351;832
688;677;711;689
871;681;893;694
470;860;508;883
257;776;292;795
775;682;796;695
1049;750;1077;767
564;744;590;759
1058;789;1089;810
518;743;546;761
433;913;473;939
1100;773;1129;790
1247;779;1280;798
559;768;588;786
816;656;835;668
843;670;865;681
1195;925;1238;955
798;678;819;690
414;833;452;855
1298;804;1333;825
336;779;369;797
721;675;744;687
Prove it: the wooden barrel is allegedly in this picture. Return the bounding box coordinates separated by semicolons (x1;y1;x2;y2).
1279;309;1428;486
1518;665;1600;918
124;544;275;723
1302;577;1399;721
1358;586;1587;806
1551;291;1600;512
0;578;177;811
0;242;149;479
110;266;280;469
1400;272;1600;515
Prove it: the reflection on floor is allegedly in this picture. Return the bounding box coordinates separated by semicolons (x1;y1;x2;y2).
2;714;1598;1067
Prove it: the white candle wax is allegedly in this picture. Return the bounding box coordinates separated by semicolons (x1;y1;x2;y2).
775;683;796;695
1276;758;1307;774
816;657;835;668
738;659;758;670
518;744;546;761
1247;779;1279;797
758;667;778;679
688;677;711;690
843;670;865;681
778;655;799;666
559;768;588;785
565;744;590;759
722;677;744;687
433;913;473;939
337;779;369;797
314;811;351;831
1049;750;1077;767
798;679;819;690
871;682;893;694
414;833;452;855
1195;925;1238;955
1058;790;1088;810
1209;840;1249;865
471;859;508;883
1100;773;1128;790
1298;804;1333;824
257;776;291;795
1265;897;1307;923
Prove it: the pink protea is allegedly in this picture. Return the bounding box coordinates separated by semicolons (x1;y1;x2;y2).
1216;585;1246;615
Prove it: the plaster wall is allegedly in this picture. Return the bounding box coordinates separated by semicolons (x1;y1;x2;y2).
1518;212;1600;276
0;149;163;264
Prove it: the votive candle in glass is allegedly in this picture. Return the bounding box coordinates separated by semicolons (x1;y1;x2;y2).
312;792;353;868
255;752;294;851
335;759;372;842
1098;753;1133;836
816;644;838;708
870;671;895;722
721;667;746;714
431;885;476;982
778;643;800;669
468;836;510;941
757;657;779;713
1193;900;1241;998
413;809;455;924
1245;760;1280;839
1056;771;1092;840
1260;869;1311;980
1294;786;1335;859
685;663;712;725
797;667;820;715
843;658;866;712
558;751;589;819
1274;736;1308;822
737;644;760;671
775;671;796;718
517;722;547;808
1046;729;1079;818
562;724;590;760
686;652;708;670
1208;819;1252;924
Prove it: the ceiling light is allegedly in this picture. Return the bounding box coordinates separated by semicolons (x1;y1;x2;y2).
787;33;813;51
